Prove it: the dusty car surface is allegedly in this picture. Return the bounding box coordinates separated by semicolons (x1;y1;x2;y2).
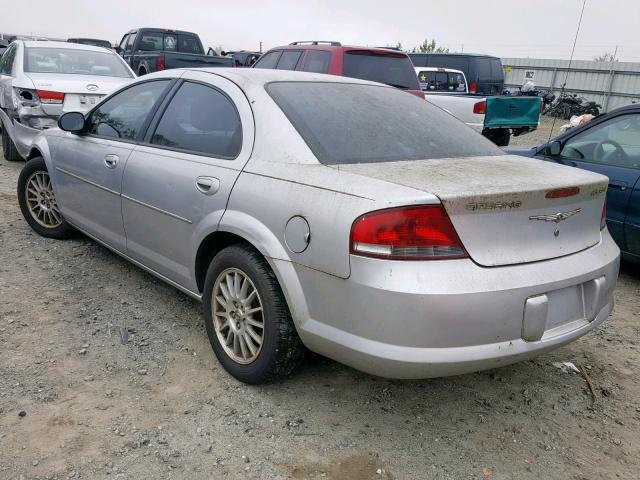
16;68;620;384
0;40;135;161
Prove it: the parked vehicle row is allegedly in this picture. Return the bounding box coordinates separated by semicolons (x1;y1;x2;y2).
13;67;619;384
415;67;541;146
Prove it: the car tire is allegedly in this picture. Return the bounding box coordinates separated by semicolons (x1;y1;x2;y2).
484;128;510;147
203;244;304;384
2;122;22;161
17;157;75;239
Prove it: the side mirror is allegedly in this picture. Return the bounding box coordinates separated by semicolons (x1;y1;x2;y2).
58;112;86;133
547;140;562;156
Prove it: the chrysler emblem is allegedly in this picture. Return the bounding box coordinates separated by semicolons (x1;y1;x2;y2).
529;208;581;223
86;84;99;91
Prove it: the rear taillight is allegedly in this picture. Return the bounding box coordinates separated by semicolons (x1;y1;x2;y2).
540;99;545;113
473;100;486;114
469;82;477;94
36;90;65;104
350;205;468;260
156;55;166;71
600;200;607;230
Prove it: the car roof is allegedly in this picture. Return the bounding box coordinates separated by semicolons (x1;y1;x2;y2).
21;40;115;53
408;52;501;59
266;44;409;56
147;67;392;89
127;28;197;36
414;67;465;75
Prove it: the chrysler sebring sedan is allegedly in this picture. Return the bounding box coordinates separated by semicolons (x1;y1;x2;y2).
17;68;619;384
0;40;135;161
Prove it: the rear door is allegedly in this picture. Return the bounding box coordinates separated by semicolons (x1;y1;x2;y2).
54;79;172;252
551;112;640;252
121;70;254;291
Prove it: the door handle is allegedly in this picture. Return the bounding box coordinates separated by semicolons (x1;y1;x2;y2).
195;176;220;195
608;182;627;192
104;154;119;169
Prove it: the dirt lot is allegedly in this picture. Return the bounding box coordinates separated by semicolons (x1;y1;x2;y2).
510;116;566;148
1;142;639;480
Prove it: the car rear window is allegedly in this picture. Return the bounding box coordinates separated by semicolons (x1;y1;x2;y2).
24;47;132;78
343;51;419;90
267;81;503;164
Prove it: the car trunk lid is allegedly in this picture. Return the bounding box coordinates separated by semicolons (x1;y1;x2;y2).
24;73;129;115
334;155;608;267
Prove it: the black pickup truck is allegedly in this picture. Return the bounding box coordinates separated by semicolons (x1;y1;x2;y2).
117;28;232;76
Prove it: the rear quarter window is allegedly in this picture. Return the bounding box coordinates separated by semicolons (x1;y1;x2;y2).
267;81;503;165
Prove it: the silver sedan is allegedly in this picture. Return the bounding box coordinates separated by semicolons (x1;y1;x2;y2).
0;40;135;161
17;68;619;384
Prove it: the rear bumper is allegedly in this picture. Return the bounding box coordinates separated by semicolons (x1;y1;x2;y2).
286;231;620;379
0;111;42;158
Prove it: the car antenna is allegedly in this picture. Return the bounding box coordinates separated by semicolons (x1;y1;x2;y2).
545;0;587;157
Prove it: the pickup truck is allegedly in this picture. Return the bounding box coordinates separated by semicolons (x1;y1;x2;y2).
116;28;232;76
416;67;541;146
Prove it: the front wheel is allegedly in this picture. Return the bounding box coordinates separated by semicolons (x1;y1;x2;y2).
17;157;75;238
203;244;304;384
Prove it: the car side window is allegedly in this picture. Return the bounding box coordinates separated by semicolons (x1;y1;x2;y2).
88;80;170;140
560;114;640;169
0;44;17;74
253;50;281;69
125;33;137;53
119;35;129;53
150;81;242;158
276;50;303;70
302;50;331;73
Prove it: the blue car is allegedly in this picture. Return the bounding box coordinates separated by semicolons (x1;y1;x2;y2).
508;104;640;263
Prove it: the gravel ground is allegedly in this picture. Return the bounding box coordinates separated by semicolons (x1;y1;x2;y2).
1;142;639;480
509;116;566;148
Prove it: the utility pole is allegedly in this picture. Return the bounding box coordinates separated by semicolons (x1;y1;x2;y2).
259;41;262;53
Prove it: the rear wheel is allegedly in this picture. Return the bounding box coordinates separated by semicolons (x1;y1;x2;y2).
483;128;510;147
203;244;304;384
2;122;22;161
17;157;74;238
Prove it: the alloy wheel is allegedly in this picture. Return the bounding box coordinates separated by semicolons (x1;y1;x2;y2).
212;268;264;364
24;171;62;229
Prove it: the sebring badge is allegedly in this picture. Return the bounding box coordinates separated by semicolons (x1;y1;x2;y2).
86;84;99;91
529;208;581;223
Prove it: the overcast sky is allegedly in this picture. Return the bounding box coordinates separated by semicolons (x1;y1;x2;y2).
2;0;638;61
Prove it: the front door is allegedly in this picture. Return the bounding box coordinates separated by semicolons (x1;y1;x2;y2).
54;79;172;252
121;70;254;291
553;112;640;252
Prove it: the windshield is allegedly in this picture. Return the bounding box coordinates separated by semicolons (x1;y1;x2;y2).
343;51;419;90
25;47;132;78
267;81;503;164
